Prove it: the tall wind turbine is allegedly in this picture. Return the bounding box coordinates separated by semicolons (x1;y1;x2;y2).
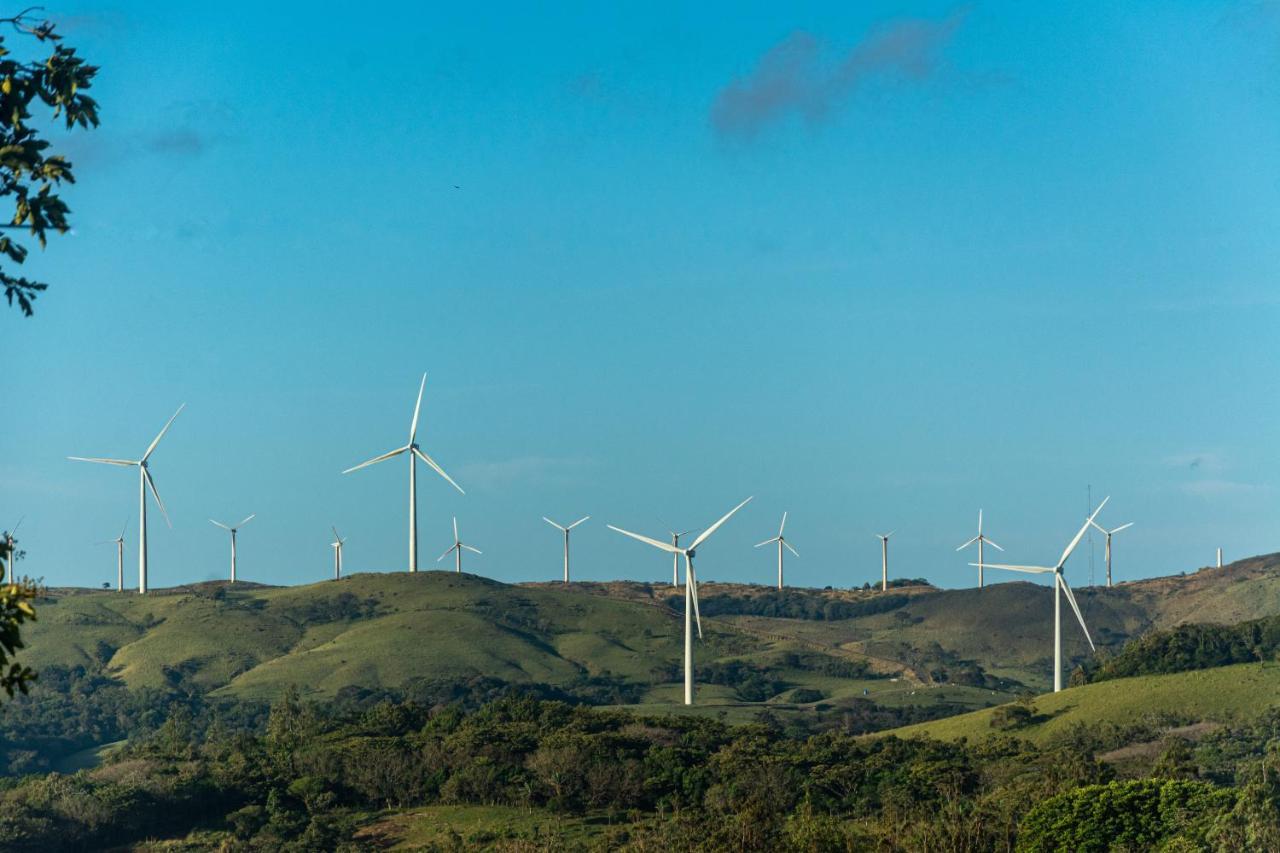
876;531;895;591
755;512;798;590
95;519;127;591
543;515;589;582
3;518;22;584
609;496;752;705
331;526;345;580
437;517;481;574
210;514;255;583
69;404;184;595
956;510;1003;588
343;373;464;572
974;497;1109;692
1088;519;1133;588
664;528;693;586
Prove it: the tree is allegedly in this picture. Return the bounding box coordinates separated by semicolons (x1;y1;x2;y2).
0;9;99;316
0;576;36;699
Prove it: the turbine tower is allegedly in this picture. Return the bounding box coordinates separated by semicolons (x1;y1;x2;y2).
609;496;752;705
69;404;184;595
543;516;589;582
331;526;345;580
342;373;464;572
876;531;895;591
437;517;481;573
95;519;127;591
974;497;1109;692
3;518;22;584
1088;519;1133;588
956;510;1003;588
210;514;255;583
755;512;798;590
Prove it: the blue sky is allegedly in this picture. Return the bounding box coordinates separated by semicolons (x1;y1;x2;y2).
2;1;1277;592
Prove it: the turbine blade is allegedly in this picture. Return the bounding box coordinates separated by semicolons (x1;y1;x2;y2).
343;445;408;474
1057;497;1109;569
784;541;799;558
210;519;231;530
436;545;456;562
985;538;1005;552
607;525;680;553
453;516;459;542
144;468;171;528
332;525;341;542
462;544;482;554
779;511;787;536
237;514;256;528
1088;519;1107;535
567;516;590;530
543;517;565;531
1059;574;1095;651
687;556;703;640
1111;522;1134;534
955;536;980;551
977;562;1055;574
413;447;465;495
755;537;778;548
689;496;753;551
141;403;185;463
409;372;426;444
978;508;982;533
68;456;137;467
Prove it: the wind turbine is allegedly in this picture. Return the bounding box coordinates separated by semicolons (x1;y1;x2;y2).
331;526;345;580
956;510;1003;588
3;517;22;584
542;515;589;582
662;527;693;586
437;517;481;573
210;514;255;583
755;512;798;590
1088;518;1133;588
95;519;127;591
69;404;184;595
608;496;752;705
875;531;895;591
974;497;1109;692
342;373;464;572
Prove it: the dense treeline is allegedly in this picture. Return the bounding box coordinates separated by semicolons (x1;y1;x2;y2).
1088;613;1280;682
689;591;915;621
2;692;1280;850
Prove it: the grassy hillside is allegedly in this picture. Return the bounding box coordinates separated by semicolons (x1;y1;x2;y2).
886;661;1280;744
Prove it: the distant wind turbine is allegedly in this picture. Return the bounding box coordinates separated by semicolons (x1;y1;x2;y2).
956;510;1003;588
755;512;798;590
95;519;127;591
69;404;184;595
1088;518;1133;588
342;373;464;572
609;496;752;705
974;497;1109;692
210;514;255;583
876;531;895;591
663;527;693;586
4;517;23;584
437;517;481;573
543;515;589;582
331;526;345;580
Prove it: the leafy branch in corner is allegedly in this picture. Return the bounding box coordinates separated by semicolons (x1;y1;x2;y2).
0;7;99;316
0;576;37;699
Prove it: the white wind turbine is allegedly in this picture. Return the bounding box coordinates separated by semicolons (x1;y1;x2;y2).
956;510;1003;588
755;512;798;590
542;515;589;583
210;514;255;583
3;517;22;584
609;496;752;705
875;531;895;591
1088;518;1132;588
437;517;481;573
974;497;1109;693
331;526;345;580
343;373;464;572
95;519;127;591
69;404;184;595
661;526;694;586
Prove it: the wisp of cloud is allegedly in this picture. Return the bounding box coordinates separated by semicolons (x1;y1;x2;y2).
710;6;970;139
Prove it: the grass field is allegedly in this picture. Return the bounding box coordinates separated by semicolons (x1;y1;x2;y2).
885;661;1280;744
353;804;626;850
